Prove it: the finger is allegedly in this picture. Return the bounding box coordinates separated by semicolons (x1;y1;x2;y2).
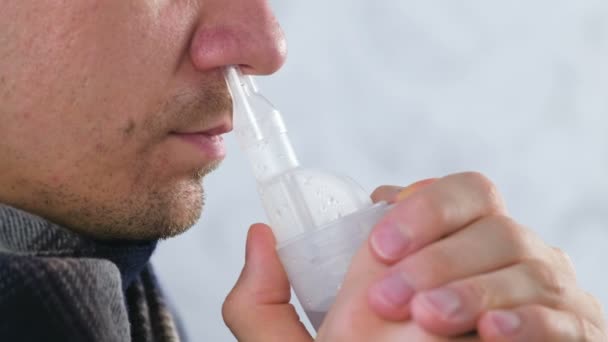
371;185;404;204
394;178;438;202
369;172;508;264
478;306;606;342
410;260;579;336
318;241;482;341
370;179;437;204
223;224;313;342
368;214;544;321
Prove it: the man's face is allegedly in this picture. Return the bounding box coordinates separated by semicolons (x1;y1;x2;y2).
0;1;286;239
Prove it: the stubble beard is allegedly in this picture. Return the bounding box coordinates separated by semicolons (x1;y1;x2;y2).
33;159;223;241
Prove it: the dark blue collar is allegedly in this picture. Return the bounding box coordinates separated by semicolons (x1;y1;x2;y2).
0;204;157;291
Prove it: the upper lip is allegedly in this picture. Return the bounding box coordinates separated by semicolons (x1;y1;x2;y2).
171;117;233;136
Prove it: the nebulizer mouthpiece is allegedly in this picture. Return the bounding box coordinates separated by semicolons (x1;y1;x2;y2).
225;66;391;330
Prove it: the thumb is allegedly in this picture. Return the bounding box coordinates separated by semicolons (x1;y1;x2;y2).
222;223;313;342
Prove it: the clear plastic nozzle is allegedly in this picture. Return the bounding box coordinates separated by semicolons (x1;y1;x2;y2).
224;66;300;183
224;67;263;140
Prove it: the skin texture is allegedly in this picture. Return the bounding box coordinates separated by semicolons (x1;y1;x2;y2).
1;1;605;341
0;0;286;240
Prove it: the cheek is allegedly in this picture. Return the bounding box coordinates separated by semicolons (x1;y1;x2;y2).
2;5;150;155
1;1;194;187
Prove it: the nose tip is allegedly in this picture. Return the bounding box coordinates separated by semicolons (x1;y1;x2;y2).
189;7;287;75
241;23;288;75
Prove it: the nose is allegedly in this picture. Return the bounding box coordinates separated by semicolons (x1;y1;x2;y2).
189;0;287;75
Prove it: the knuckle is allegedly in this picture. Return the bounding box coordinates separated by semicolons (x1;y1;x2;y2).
490;214;518;233
524;305;600;342
489;215;534;258
460;171;493;188
412;193;449;228
584;291;606;321
460;171;505;213
551;246;577;277
525;259;570;300
574;313;598;342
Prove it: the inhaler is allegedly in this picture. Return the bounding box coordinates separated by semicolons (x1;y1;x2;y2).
225;66;392;330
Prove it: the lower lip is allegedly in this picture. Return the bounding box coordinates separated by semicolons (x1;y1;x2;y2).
171;133;226;160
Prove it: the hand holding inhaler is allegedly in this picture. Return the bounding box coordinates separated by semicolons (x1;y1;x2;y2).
222;66;607;341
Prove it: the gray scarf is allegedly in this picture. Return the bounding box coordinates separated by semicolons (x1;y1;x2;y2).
0;204;184;342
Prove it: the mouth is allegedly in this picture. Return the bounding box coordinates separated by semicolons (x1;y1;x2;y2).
169;132;226;160
169;119;233;161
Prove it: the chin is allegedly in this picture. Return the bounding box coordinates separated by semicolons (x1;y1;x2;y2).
161;206;203;239
157;181;205;239
96;167;214;240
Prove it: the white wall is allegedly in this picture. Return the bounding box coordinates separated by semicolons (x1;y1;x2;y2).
153;1;608;340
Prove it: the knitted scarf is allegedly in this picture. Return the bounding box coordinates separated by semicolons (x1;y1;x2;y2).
0;204;184;342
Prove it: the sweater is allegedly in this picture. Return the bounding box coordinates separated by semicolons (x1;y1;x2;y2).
0;203;184;342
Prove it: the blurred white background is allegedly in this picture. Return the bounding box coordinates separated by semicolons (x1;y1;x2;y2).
153;1;608;340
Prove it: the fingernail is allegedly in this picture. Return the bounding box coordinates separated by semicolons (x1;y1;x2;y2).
419;288;462;319
370;221;410;261
371;272;414;307
396;178;437;202
490;310;521;335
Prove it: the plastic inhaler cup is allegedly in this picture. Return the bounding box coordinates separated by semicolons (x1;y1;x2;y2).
277;202;392;330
